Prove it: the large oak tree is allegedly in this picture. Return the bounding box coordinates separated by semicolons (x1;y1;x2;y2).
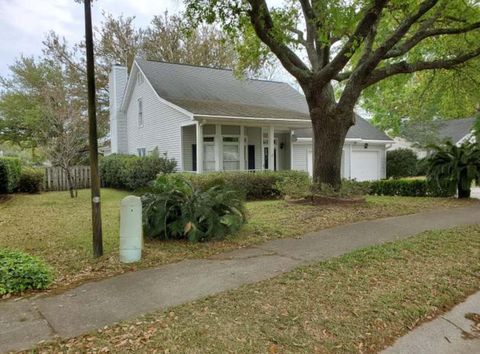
185;0;480;187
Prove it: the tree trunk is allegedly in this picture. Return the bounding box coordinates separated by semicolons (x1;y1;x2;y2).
304;83;353;189
65;167;77;198
457;176;471;199
311;112;351;188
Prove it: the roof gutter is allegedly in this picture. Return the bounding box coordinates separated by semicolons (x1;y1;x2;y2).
194;114;311;123
294;137;392;144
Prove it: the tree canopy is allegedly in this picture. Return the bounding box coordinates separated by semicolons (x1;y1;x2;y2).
0;11;239;153
186;0;480;186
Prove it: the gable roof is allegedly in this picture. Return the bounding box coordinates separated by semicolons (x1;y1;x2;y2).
136;58;309;120
135;58;391;142
293;115;392;141
436;117;476;143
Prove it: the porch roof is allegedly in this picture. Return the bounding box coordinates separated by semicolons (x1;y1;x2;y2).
293;115;393;142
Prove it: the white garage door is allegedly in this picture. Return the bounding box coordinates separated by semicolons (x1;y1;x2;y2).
351;151;379;181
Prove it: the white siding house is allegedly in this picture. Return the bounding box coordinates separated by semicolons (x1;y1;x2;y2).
109;59;392;180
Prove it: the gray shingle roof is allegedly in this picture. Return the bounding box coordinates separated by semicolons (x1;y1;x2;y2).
136;58;309;120
436;117;476;143
293;115;392;141
136;58;391;141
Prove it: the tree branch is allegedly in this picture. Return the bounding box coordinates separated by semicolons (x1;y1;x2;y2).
298;0;322;70
385;21;480;59
335;0;440;113
366;0;440;66
318;0;389;82
364;47;480;87
247;0;311;82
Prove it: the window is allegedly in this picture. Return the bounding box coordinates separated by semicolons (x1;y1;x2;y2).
137;98;143;127
262;138;278;170
223;136;240;170
203;136;215;171
137;148;146;157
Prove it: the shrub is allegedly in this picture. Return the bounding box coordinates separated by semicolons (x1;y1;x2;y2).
363;179;454;197
275;173;312;199
416;157;429;176
142;174;246;242
17;167;44;193
0;249;53;295
369;179;427;196
100;153;177;190
0;157;21;193
427;141;480;198
386;149;419;178
312;180;371;198
276;177;369;200
180;170;310;200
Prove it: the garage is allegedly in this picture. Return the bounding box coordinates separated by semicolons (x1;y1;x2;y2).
350;150;380;181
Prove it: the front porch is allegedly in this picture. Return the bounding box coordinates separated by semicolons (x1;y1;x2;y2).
181;120;304;173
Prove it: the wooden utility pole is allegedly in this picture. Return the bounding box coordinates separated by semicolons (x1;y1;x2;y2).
83;0;103;257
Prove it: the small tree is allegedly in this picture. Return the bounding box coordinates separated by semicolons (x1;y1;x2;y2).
0;57;87;198
427;141;480;198
387;148;419;178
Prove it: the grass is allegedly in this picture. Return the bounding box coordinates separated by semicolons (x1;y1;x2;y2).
0;189;477;295
30;225;480;353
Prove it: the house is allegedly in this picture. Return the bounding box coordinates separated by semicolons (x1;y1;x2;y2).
388;117;477;157
109;59;392;181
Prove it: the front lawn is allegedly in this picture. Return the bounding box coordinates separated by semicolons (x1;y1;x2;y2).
30;225;480;353
0;189;476;294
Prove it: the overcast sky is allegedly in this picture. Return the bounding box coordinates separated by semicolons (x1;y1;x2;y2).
0;0;185;77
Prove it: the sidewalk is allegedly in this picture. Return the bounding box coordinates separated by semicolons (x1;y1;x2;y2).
383;291;480;354
1;205;479;353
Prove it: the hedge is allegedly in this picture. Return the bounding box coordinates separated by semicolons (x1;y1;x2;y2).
362;179;454;197
0;157;22;193
17;167;44;193
176;170;310;200
100;154;177;191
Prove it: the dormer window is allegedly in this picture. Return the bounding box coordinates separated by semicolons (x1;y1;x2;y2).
137;98;143;127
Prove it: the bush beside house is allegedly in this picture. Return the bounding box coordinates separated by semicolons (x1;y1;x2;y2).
100;154;177;190
181;170;310;200
386;149;419;178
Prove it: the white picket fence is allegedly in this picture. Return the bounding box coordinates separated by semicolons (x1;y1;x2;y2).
44;166;91;191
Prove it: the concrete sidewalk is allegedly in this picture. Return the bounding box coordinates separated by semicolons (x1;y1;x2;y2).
1;205;479;353
383;291;480;354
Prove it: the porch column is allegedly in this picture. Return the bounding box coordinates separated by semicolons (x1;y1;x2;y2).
196;121;203;173
268;126;275;171
239;125;245;170
215;124;222;171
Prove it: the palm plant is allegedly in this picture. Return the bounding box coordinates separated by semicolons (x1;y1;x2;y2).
427;141;480;199
142;174;246;242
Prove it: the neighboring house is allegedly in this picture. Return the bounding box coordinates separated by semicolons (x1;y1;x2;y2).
388;117;477;157
109;59;392;181
388;137;429;159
